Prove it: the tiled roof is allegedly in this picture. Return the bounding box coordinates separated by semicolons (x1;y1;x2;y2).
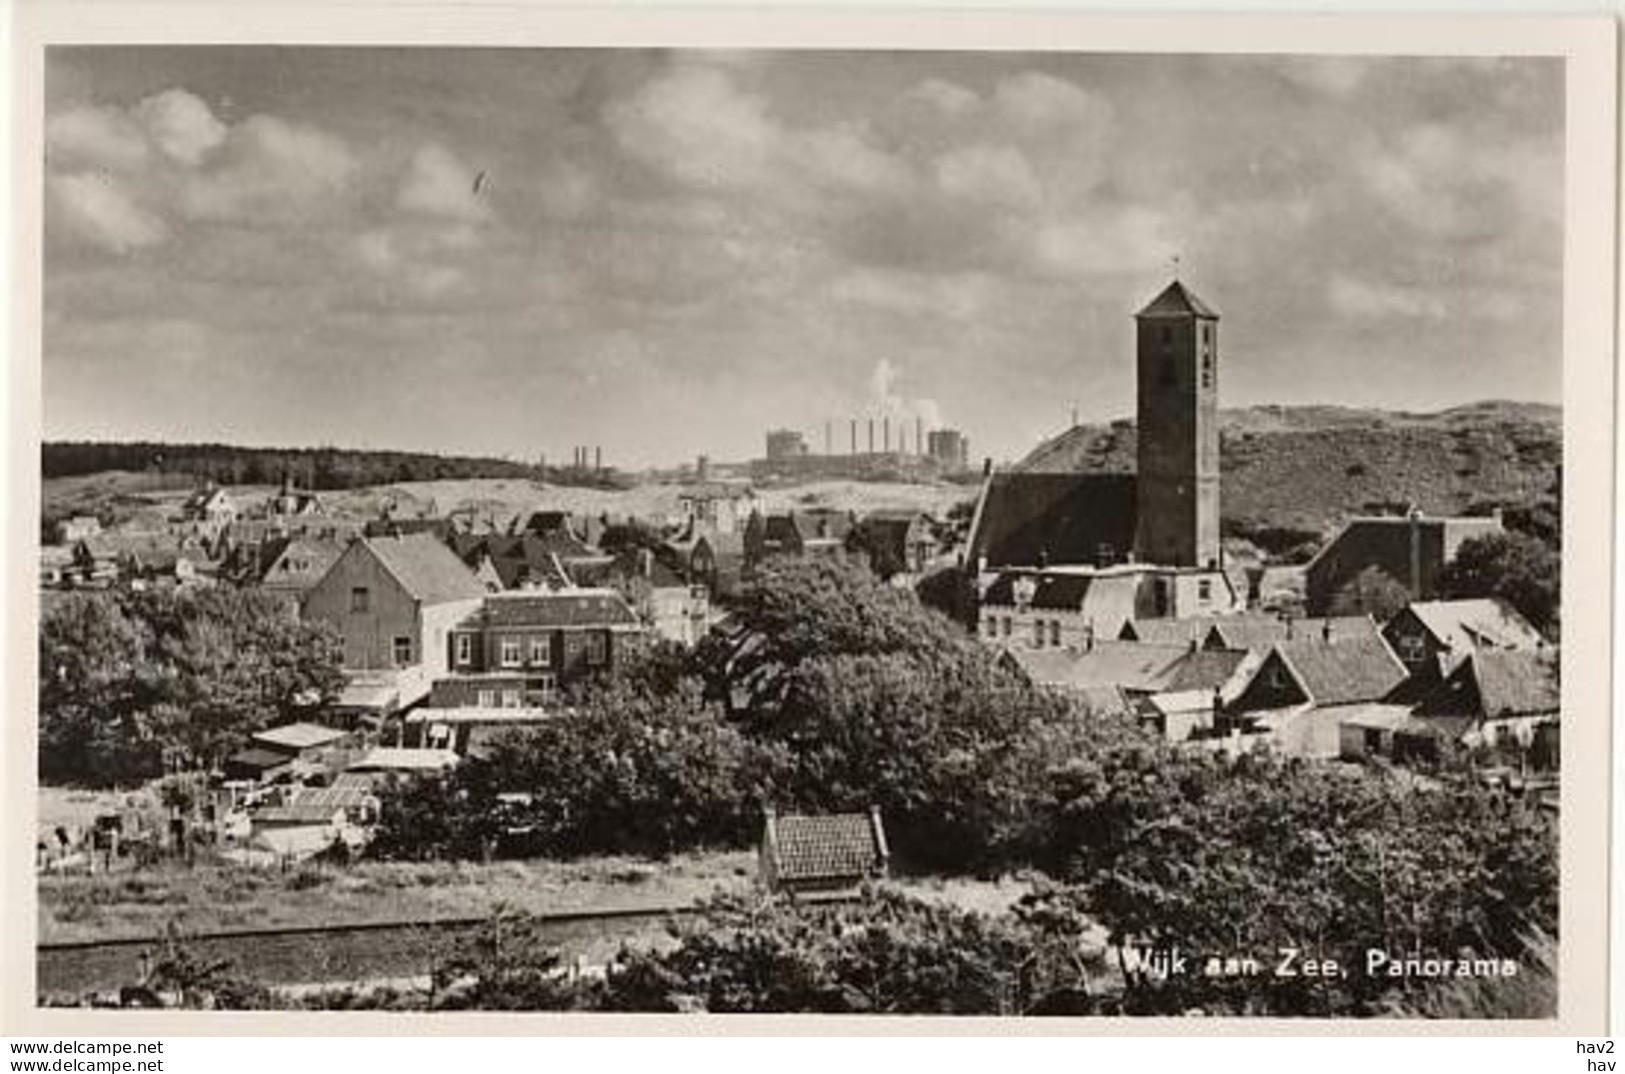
1404;599;1545;653
1136;279;1219;319
1470;649;1559;718
768;811;887;882
1120;618;1210;644
1007;641;1190;693
1162;648;1250;693
1207;615;1377;652
1274;634;1408;708
365;533;486;605
967;473;1136;569
460;589;640;629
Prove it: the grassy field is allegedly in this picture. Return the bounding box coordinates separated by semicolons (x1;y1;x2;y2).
37;848;1040;945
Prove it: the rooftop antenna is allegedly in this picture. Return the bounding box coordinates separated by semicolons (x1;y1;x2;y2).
1171;253;1182;280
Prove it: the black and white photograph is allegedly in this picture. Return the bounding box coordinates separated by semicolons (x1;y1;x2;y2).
14;14;1614;1034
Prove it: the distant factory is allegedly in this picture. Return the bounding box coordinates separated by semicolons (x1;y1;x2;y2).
755;417;970;480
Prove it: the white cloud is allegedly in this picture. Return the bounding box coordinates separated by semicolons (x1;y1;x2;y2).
49;173;166;253
1279;57;1371;97
1328;273;1447;319
1031;206;1177;278
397;143;491;222
134;89;226;167
46;106;150;171
934;144;1041;210
993;71;1111;138
829;267;988;321
179;114;357;223
605;63;779;191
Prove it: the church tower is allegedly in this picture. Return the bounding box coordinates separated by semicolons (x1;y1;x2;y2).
1133;279;1220;568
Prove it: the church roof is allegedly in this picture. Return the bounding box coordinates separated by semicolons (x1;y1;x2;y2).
1136;280;1219;319
967;473;1137;569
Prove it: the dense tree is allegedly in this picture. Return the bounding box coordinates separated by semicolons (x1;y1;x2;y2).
1438;531;1561;638
1327;565;1411;622
371;677;773;860
601;889;1102;1015
38;588;345;785
1033;743;1557;1016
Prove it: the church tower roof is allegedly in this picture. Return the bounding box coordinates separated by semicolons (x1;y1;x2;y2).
1136;279;1219;320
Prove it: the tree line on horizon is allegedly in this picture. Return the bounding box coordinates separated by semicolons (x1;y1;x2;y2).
39;441;627;492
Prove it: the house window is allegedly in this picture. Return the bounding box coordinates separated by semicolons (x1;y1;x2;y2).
500;639;522;667
1033;620;1045;647
477;689;496;708
1050;621;1062;647
501;689;522;709
529;638;551;666
530;674;558;705
984;616;997;637
349;586;369;613
1397;634;1426;664
1201;347;1215;389
1198;579;1213;602
392;636;413;666
1002;617;1012;637
585;632;608;666
456;634;473;666
1268;664;1288;690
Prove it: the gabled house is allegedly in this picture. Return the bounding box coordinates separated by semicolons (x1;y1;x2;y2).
743;509;859;567
759;806;889;896
1412;648;1559;746
183;485;238;531
436;588;645;708
1381;598;1546;677
856;510;941;579
1304;511;1503;614
1225;633;1411;757
301;533;487;707
977;564;1239;650
256;534;345;607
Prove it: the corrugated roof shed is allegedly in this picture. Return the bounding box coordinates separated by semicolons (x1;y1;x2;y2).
366;533;486;605
252;722;347;751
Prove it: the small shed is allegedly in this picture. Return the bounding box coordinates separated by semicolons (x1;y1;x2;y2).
223;747;295;784
759;806;889;896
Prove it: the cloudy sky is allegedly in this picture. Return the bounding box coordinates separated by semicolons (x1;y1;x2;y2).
43;47;1563;467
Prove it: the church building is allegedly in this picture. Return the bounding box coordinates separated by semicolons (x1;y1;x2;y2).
966;278;1232;634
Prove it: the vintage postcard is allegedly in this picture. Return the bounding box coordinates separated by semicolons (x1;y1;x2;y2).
5;4;1615;1037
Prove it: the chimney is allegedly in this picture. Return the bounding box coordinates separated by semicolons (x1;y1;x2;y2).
1408;508;1423;598
850;419;857;455
916;416;923;456
884;416;891;453
868;419;875;453
825;421;832;456
595;446;603;473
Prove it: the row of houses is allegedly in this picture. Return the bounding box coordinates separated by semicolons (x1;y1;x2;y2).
998;597;1556;767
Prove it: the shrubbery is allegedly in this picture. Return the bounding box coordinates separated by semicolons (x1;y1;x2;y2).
39;588;345;785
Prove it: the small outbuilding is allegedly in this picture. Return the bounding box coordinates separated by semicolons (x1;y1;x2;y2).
759;806;889;896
